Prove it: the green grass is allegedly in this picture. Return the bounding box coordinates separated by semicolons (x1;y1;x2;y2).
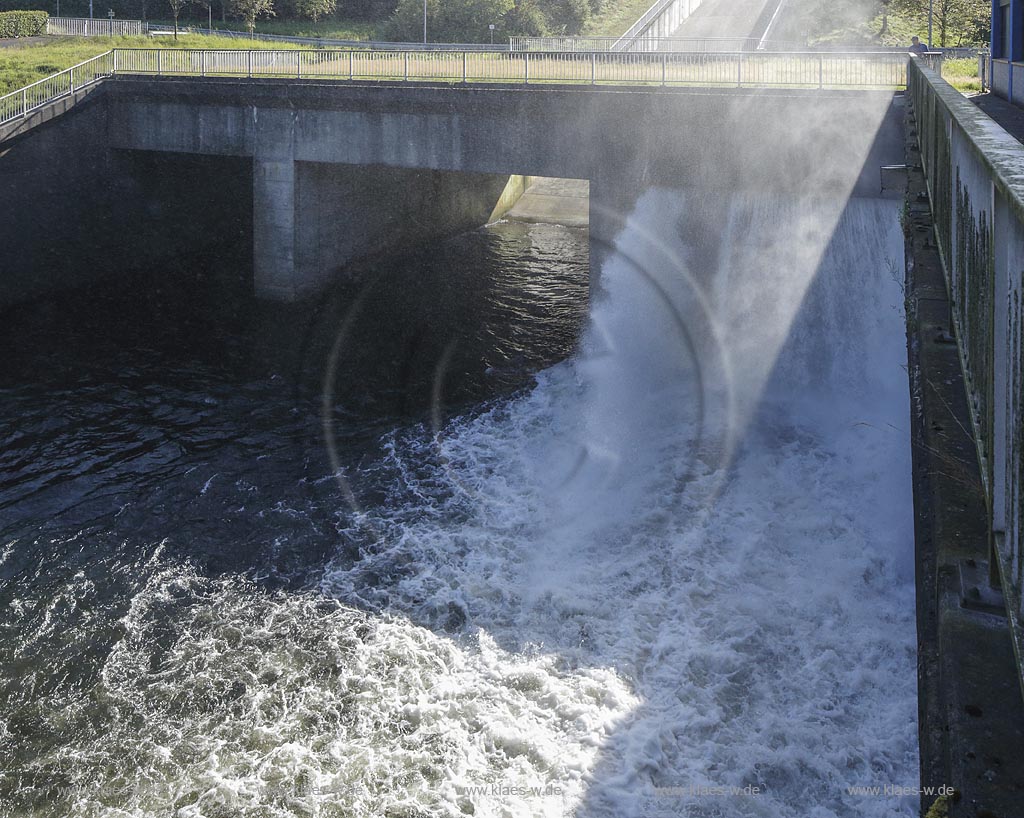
584;0;656;37
941;56;983;93
148;17;377;41
0;34;312;96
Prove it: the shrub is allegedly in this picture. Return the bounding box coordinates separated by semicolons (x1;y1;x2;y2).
0;10;48;37
386;0;513;43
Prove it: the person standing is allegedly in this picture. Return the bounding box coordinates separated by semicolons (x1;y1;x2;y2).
909;36;929;55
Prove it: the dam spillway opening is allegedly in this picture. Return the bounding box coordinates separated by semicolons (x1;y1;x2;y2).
0;83;919;818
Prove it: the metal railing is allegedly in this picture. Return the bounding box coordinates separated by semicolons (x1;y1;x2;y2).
908;57;1024;695
0;51;112;127
108;48;908;88
47;16;148;36
0;48;908;130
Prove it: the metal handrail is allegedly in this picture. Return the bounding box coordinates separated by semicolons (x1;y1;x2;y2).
0;51;113;127
48;16;149;36
108;48;909;89
1;48;909;130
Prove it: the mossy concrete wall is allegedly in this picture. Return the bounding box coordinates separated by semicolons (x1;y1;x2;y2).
908;59;1024;703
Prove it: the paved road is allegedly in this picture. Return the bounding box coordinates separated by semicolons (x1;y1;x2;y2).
0;36;49;49
672;0;778;40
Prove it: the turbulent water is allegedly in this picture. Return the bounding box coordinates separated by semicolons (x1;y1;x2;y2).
0;191;918;818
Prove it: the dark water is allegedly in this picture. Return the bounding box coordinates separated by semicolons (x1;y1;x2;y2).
0;220;588;815
0;192;920;818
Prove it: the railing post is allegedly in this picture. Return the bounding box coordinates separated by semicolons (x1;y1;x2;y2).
22;87;27;117
462;52;467;83
662;51;667;86
525;52;529;84
404;52;408;81
248;50;253;78
112;49;118;75
349;50;354;80
591;51;596;84
818;53;823;89
737;51;742;87
201;50;206;77
297;50;301;79
157;49;162;76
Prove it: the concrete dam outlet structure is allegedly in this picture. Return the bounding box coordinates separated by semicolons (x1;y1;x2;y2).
0;72;931;817
0;77;901;309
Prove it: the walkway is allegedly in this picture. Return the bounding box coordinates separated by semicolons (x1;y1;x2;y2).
0;36;48;49
504;178;589;229
970;90;1024;144
670;0;777;41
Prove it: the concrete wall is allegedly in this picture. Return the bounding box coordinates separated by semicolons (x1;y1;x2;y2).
0;98;262;312
988;59;1024;105
104;77;901;299
0;85;526;308
287;163;513;301
2;77;901;309
0;96;114;308
909;58;1024;703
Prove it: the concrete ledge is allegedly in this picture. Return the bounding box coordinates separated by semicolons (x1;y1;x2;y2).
911;60;1024;225
905;100;1024;818
0;83;107;147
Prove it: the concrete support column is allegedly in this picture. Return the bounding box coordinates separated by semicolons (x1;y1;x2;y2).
253;109;299;301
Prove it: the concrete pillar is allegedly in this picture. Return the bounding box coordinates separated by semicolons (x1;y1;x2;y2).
254;147;518;302
253;109;299;301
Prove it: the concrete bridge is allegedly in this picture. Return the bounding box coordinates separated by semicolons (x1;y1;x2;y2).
7;43;1024;816
0;56;902;307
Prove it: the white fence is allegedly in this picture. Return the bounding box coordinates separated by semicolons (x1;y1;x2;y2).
109;48;909;88
47;17;148;37
0;51;112;126
1;48;909;131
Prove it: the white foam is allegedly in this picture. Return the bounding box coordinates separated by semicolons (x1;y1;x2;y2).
48;188;916;818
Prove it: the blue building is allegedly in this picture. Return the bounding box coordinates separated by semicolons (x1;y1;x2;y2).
991;0;1024;102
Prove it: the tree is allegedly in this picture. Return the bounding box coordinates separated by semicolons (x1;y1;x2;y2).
344;0;399;21
195;0;213;29
505;0;546;37
784;0;987;46
231;0;274;34
386;0;513;43
167;0;187;38
931;0;988;46
543;0;590;35
295;0;334;22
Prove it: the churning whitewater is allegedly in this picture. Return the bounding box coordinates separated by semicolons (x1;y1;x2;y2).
0;189;918;818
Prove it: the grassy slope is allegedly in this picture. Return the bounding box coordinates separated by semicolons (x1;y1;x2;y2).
0;34;310;96
942;57;982;93
146;18;377;41
584;0;656;37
